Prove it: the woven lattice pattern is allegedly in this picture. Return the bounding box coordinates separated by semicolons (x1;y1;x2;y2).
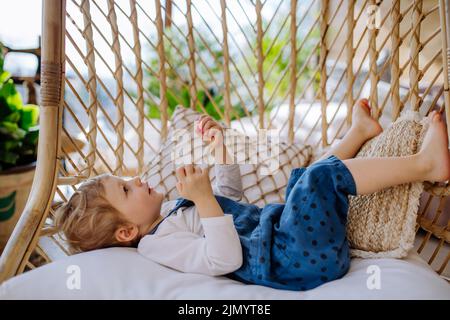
141;106;313;207
59;0;449;180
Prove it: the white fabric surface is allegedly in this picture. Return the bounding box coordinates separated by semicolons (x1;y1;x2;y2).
1;247;448;299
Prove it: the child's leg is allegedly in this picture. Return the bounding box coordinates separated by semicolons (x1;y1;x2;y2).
316;126;370;163
343;111;450;195
314;99;383;163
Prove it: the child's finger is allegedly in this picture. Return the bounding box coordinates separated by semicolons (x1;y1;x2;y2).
198;116;212;132
200;117;214;133
176;181;183;193
203;120;216;134
195;116;207;134
196;116;207;131
199;119;209;134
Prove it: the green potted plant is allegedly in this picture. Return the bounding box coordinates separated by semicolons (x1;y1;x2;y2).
0;44;39;253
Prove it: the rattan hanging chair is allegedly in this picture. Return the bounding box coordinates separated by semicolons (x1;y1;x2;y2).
0;0;449;284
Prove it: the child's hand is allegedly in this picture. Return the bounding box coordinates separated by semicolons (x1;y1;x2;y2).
175;165;213;203
195;115;224;151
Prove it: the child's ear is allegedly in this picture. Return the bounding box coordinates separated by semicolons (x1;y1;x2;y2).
115;224;139;243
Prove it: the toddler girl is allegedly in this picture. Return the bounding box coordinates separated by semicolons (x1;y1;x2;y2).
48;99;450;291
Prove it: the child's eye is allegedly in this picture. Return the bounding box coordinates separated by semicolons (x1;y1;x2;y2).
123;185;128;194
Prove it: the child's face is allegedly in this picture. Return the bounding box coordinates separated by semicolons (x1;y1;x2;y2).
104;175;165;231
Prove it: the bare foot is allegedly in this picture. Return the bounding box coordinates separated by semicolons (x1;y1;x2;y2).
418;111;450;182
351;99;383;140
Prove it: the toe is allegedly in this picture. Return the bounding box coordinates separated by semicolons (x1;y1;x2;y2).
426;111;437;122
359;99;370;112
433;112;441;122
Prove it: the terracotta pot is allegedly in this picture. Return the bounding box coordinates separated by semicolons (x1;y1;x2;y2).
0;162;36;253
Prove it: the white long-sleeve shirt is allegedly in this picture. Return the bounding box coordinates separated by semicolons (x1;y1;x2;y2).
137;164;244;276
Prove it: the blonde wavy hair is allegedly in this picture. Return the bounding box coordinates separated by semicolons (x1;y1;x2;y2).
43;174;139;254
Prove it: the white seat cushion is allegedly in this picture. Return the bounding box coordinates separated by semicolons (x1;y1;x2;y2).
1;247;448;299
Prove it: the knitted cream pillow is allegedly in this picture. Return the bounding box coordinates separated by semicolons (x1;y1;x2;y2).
346;110;429;258
141;106;313;207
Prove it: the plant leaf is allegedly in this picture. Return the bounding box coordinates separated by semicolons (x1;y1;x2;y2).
20;104;39;130
0;71;10;84
4;111;20;123
0;121;26;139
0;150;19;164
0;80;22;111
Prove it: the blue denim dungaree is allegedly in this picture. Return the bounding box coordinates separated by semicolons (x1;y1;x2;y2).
149;155;357;291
